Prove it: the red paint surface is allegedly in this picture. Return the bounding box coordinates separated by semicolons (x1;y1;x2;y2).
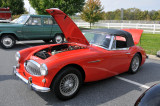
17;43;146;87
46;9;89;45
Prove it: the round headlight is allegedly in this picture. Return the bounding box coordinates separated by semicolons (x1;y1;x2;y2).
15;52;20;62
40;64;48;76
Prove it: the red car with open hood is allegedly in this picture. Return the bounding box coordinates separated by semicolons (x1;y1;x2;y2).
13;8;146;100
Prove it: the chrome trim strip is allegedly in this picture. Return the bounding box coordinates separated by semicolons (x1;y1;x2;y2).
13;66;50;92
126;52;131;54
111;47;130;51
88;60;101;63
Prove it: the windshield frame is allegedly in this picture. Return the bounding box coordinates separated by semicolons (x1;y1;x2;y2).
83;31;115;50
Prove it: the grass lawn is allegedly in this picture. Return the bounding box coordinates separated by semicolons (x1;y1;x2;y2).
79;27;160;55
138;33;160;55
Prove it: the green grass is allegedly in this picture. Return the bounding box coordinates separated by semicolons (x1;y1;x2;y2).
138;33;160;55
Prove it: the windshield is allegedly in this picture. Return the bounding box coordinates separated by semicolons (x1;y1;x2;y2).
12;15;29;24
83;31;112;49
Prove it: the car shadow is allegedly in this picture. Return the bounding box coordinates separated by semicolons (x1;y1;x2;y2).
0;75;17;82
35;61;160;106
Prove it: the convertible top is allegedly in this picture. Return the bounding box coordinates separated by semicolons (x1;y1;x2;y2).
84;29;135;47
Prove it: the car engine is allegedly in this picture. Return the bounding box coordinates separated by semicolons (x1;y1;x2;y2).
34;44;85;59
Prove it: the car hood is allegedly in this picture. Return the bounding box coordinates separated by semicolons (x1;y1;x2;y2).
122;29;143;45
46;8;89;45
0;23;22;27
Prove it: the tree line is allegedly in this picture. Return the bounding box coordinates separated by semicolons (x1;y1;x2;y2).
1;0;160;24
104;8;160;20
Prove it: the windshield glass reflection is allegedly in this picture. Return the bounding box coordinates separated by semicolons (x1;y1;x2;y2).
83;31;112;49
12;15;29;24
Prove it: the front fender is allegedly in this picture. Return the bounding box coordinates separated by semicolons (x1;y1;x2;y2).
0;28;23;40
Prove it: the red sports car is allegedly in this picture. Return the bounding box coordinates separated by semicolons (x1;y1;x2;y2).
13;8;146;100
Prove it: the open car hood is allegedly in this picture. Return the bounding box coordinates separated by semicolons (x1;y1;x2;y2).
46;8;89;45
122;29;143;45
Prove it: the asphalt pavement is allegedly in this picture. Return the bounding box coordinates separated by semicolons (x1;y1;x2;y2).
0;40;160;106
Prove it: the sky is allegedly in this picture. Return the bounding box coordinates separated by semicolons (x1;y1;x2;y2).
24;0;35;14
24;0;160;14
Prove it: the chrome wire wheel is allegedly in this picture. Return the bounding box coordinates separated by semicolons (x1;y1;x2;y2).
59;73;79;97
131;56;140;72
2;37;13;47
55;35;63;43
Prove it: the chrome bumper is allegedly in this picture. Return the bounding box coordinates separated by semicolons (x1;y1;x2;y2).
13;66;50;92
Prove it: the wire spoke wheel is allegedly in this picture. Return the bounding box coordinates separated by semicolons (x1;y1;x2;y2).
59;74;79;96
129;53;141;74
131;56;140;72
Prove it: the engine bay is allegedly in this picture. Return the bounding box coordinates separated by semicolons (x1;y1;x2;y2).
34;44;86;59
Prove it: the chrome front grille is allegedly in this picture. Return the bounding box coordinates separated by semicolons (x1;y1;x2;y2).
24;60;41;76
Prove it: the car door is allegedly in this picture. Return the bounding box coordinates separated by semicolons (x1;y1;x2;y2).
42;17;53;39
22;16;44;40
106;35;131;75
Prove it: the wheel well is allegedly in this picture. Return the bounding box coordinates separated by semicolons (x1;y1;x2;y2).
61;64;85;81
55;33;64;37
136;52;142;64
0;33;19;40
51;64;85;87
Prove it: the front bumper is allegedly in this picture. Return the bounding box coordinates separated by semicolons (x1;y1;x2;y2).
13;66;50;92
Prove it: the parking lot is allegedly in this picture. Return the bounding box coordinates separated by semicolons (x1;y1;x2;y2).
0;40;160;106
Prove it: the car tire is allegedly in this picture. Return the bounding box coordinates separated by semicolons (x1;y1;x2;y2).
0;35;16;49
52;34;64;44
129;53;141;74
43;39;51;43
51;67;82;100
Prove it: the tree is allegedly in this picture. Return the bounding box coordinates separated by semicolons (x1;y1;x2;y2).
29;0;85;15
0;0;25;15
80;0;104;28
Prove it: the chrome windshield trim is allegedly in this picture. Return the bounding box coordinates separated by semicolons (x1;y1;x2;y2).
111;47;130;51
108;35;114;50
13;66;50;92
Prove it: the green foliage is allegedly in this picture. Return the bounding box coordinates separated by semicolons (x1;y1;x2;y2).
0;0;25;15
80;0;104;28
104;8;160;21
29;0;85;15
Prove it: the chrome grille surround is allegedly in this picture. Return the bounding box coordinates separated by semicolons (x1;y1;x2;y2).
24;60;41;76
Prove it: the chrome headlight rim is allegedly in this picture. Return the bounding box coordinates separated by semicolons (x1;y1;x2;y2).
15;52;20;62
40;64;48;76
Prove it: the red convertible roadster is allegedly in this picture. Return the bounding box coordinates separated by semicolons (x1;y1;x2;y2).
13;8;146;100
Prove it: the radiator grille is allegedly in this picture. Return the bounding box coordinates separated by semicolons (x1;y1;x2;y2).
25;60;41;76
